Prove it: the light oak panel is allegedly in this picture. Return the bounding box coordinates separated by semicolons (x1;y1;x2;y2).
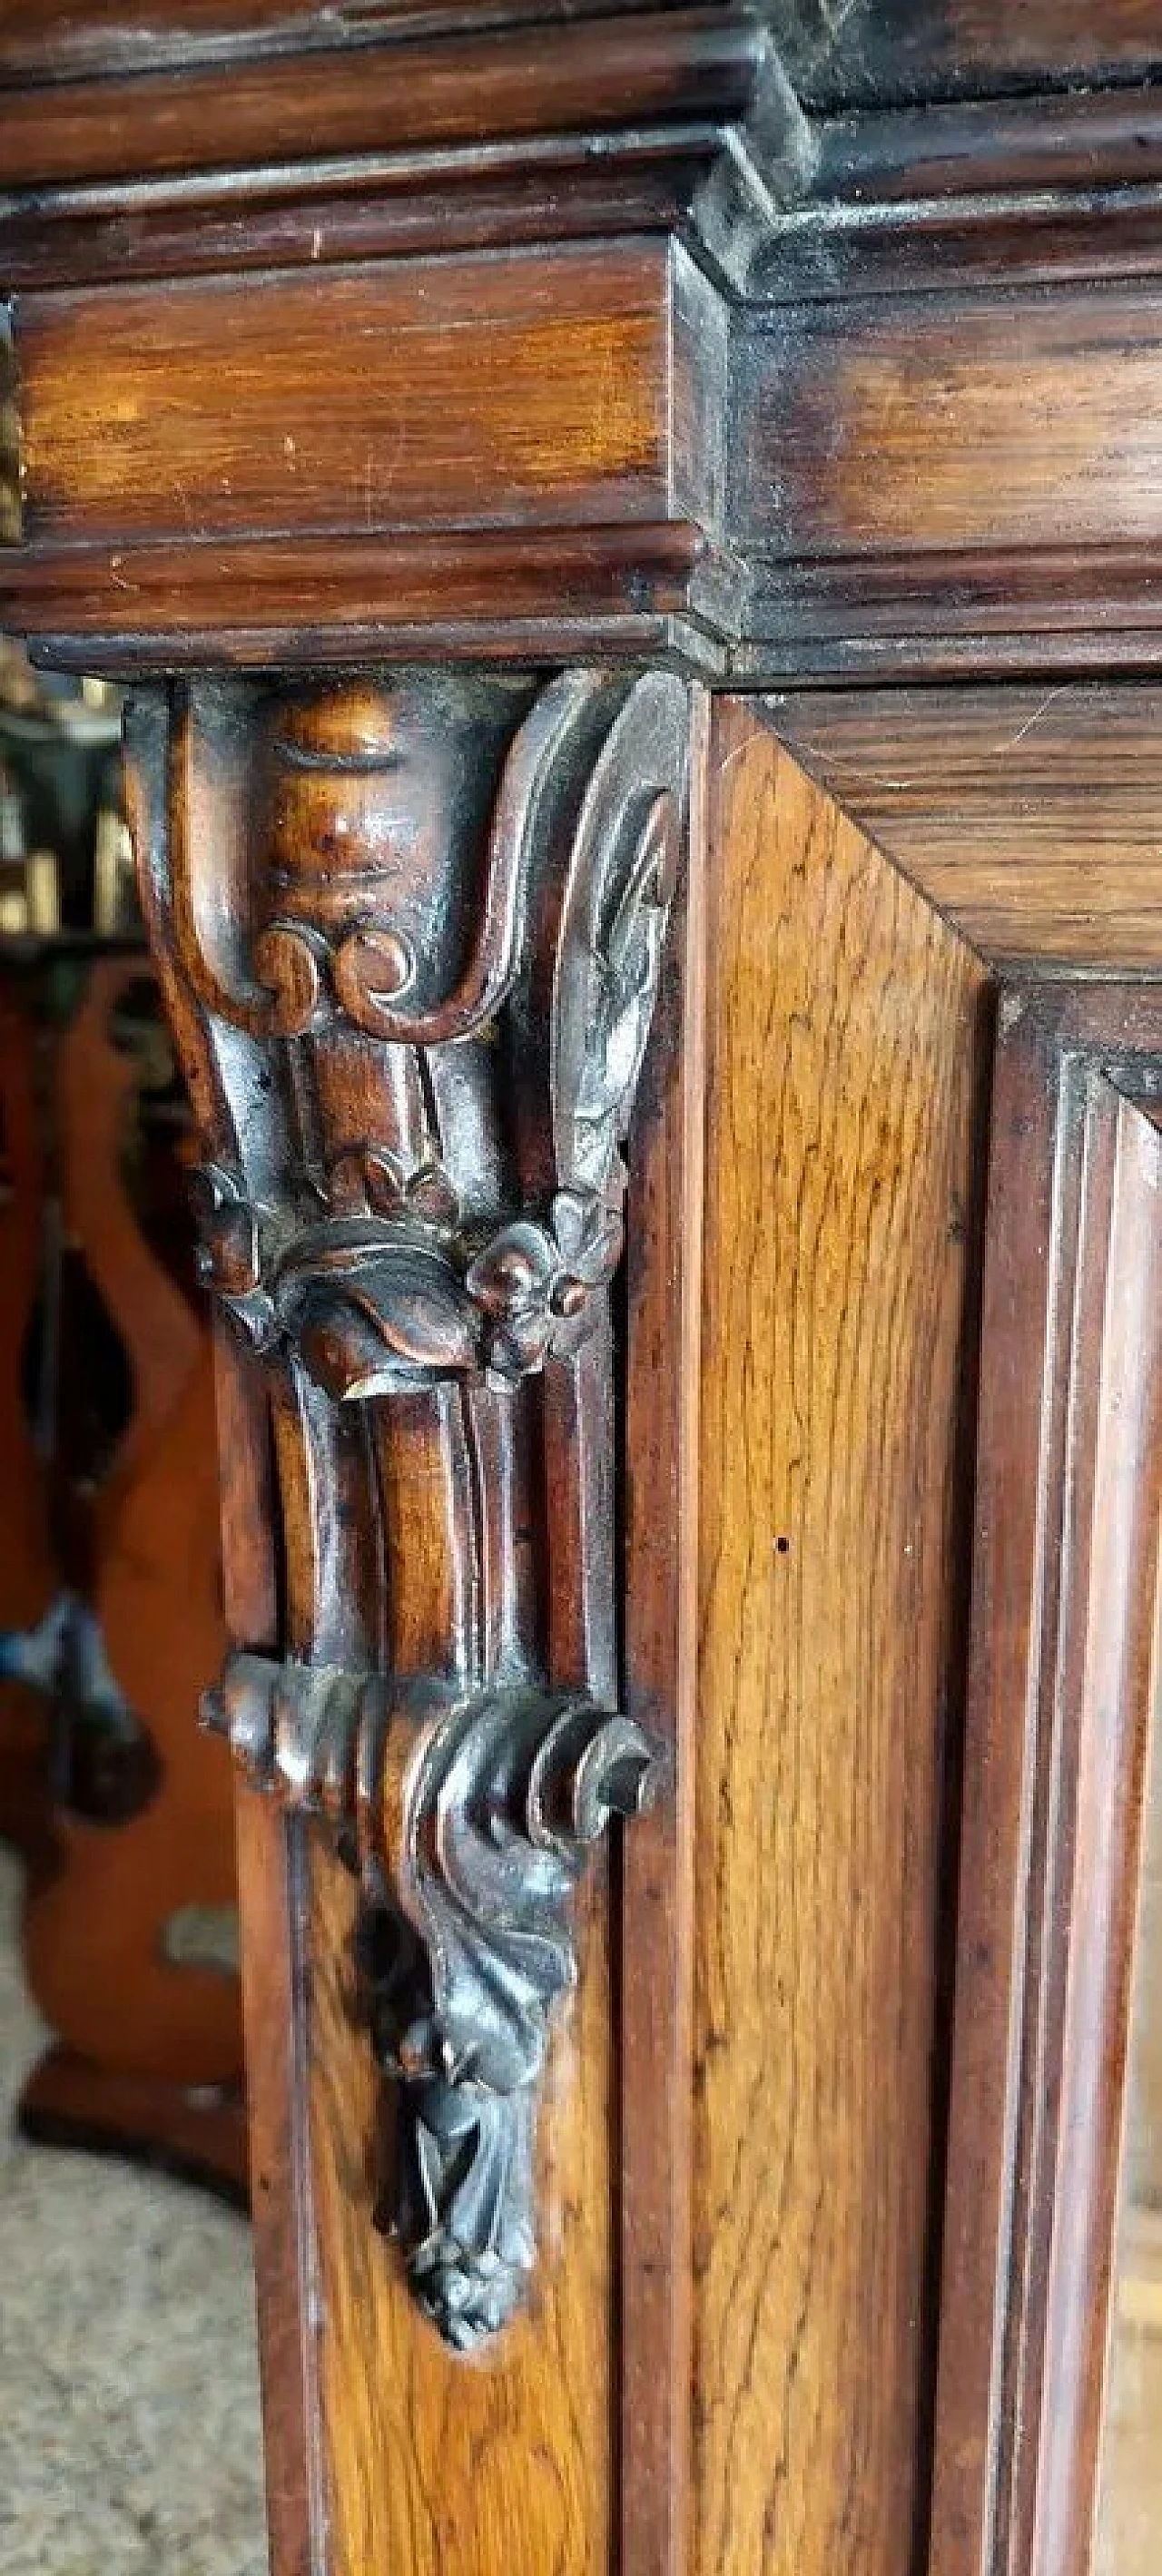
307;1843;613;2576
764;686;1162;971
694;706;989;2576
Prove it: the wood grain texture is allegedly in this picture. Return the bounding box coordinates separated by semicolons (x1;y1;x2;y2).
737;285;1162;563
732;276;1162;680
0;163;727;298
790;0;1162;110
0;526;712;668
307;1834;613;2576
746;83;1162;308
16;243;707;548
0;10;761;188
762;686;1162;972
931;988;1162;2576
224;1362;315;2576
740;544;1162;685
812;87;1162;209
0;0;652;78
694;704;989;2576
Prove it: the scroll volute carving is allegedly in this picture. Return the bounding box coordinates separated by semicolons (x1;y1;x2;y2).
126;663;689;2349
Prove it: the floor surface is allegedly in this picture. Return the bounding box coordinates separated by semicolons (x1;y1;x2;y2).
0;1846;268;2576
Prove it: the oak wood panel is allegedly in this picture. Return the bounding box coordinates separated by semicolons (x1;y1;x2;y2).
763;686;1162;972
736;286;1162;560
694;705;989;2576
15;241;710;548
931;989;1162;2576
307;1843;613;2576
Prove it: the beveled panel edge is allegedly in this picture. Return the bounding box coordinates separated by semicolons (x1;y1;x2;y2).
755;685;1162;974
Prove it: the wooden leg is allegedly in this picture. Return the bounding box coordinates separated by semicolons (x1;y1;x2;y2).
17;2046;248;2205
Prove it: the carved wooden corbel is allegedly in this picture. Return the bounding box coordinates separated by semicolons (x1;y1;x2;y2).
124;665;688;2348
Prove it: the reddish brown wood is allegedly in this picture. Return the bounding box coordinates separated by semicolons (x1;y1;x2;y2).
20;960;241;2099
0;11;763;189
786;0;1162;109
0;526;708;659
738;286;1162;556
931;985;1162;2576
16;245;708;546
235;1790;319;2576
0;0;645;79
813;86;1162;207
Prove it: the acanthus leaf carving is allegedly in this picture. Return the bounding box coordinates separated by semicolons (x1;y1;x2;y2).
128;663;688;2346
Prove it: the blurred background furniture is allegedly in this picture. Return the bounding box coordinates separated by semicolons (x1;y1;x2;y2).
0;651;244;2199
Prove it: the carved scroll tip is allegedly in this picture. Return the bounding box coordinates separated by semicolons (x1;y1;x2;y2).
551;1710;666;1844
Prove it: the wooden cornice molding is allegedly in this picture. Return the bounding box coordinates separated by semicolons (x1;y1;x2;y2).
0;5;810;290
8;2;1162;685
755;84;1162;300
0;6;771;670
771;0;1162;110
2;238;734;672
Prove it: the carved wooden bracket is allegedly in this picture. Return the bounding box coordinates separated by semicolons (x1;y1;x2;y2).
125;665;688;2347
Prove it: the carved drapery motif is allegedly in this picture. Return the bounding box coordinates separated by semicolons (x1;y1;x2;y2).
126;664;687;2346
